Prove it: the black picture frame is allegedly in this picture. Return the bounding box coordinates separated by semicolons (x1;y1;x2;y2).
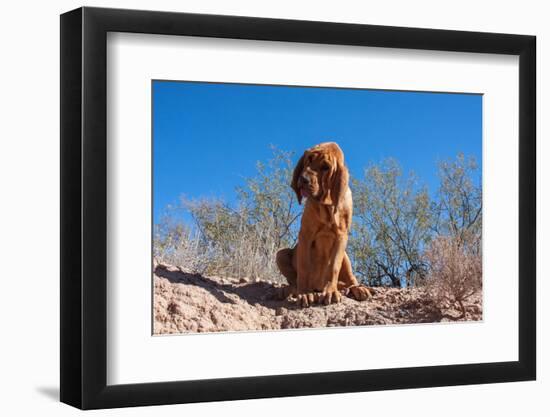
60;6;536;410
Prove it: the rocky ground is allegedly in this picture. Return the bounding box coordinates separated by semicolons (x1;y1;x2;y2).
153;263;482;335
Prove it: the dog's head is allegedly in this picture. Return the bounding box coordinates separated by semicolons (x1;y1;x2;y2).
291;142;349;206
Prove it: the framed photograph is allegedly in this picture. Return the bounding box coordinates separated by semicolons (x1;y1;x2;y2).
60;6;536;410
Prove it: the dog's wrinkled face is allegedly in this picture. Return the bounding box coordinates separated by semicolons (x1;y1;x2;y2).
296;152;332;201
291;142;348;206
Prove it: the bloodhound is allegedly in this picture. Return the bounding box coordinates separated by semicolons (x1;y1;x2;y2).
276;142;372;307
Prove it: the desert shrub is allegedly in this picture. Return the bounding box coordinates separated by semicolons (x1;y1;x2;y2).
424;236;482;316
350;154;481;288
186;199;286;282
154;147;299;284
153;218;210;275
235;146;300;251
154;199;290;283
350;159;432;287
431;153;482;254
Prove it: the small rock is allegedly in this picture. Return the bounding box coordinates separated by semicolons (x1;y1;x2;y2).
275;307;287;316
167;302;181;315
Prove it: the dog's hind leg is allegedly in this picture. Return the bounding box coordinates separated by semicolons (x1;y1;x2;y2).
338;252;373;301
337;252;359;288
275;247;298;299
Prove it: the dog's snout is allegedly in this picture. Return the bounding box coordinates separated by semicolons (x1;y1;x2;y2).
300;174;310;185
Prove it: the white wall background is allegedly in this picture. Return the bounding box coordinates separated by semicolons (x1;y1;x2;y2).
0;0;546;415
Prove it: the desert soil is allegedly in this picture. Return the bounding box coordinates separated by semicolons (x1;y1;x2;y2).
153;262;482;335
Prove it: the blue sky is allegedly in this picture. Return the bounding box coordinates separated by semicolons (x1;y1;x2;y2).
153;80;482;224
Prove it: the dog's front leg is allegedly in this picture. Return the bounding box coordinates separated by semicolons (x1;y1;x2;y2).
318;234;347;305
296;235;315;307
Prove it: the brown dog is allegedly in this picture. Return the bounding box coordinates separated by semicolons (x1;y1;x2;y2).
276;142;372;307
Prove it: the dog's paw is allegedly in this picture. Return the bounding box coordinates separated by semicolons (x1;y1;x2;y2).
345;285;373;301
296;292;316;308
318;287;342;305
273;285;296;301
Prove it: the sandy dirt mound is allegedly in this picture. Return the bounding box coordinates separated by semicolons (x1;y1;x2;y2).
153;263;482;335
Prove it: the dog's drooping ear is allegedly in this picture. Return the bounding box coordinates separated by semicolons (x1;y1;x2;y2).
320;159;349;208
331;160;349;208
291;153;305;204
